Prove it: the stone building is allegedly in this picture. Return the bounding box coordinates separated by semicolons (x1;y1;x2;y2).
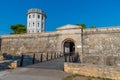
1;8;120;67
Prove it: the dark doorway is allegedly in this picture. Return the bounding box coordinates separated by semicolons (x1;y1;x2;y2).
63;40;75;55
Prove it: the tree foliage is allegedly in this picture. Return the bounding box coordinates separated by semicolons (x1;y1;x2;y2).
76;24;97;29
10;24;26;34
90;26;96;28
76;24;87;29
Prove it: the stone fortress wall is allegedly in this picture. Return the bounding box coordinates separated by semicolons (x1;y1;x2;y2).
0;25;82;56
1;25;120;67
2;25;120;79
83;27;120;66
1;32;58;55
63;26;120;80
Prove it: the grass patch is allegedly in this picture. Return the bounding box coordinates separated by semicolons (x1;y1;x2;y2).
63;74;113;80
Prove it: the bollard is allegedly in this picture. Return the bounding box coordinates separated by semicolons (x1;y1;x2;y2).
57;52;59;58
65;54;67;62
32;54;35;64
46;53;48;61
20;54;24;67
54;53;56;59
40;54;43;62
51;53;53;60
72;56;74;62
69;55;71;62
56;52;58;58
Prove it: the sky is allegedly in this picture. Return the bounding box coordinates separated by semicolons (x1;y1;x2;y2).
0;0;120;35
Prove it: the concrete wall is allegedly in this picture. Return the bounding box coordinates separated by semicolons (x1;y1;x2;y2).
82;27;120;66
64;63;120;80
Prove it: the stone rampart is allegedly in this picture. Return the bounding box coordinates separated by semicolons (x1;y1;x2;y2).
0;26;82;56
1;25;120;67
64;63;120;80
83;27;120;34
1;32;59;54
82;27;120;66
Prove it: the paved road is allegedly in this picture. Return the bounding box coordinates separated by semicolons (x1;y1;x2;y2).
26;57;65;70
0;57;71;80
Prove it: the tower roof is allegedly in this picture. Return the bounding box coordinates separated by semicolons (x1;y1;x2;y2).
27;8;46;17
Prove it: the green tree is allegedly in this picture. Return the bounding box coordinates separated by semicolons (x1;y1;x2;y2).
10;24;26;34
90;26;96;28
76;24;87;29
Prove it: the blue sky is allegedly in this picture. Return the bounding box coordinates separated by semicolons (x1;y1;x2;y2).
0;0;120;35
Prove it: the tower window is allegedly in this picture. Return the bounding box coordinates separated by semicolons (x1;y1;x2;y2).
42;16;43;20
38;15;40;18
38;23;39;27
29;23;30;27
33;14;35;18
33;22;34;27
41;22;43;28
29;15;31;18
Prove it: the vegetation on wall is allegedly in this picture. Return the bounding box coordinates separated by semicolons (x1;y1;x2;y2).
76;24;87;29
76;24;96;29
63;74;112;80
10;24;26;34
90;26;96;28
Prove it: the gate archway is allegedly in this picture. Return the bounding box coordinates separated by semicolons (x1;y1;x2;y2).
63;39;75;55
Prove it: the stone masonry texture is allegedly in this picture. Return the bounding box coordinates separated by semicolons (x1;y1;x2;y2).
1;25;120;79
64;63;120;80
0;25;82;57
83;27;120;66
1;26;120;66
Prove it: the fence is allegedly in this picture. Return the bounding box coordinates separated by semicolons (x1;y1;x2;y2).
64;52;80;63
19;52;61;67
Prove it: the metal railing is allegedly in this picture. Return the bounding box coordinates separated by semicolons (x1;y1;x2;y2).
19;52;62;67
64;52;80;63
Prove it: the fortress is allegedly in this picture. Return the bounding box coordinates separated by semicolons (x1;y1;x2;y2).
1;8;120;67
1;8;120;79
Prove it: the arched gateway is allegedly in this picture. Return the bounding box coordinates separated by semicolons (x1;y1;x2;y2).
63;39;75;55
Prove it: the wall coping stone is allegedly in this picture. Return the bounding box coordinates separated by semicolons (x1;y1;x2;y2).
84;26;120;34
1;32;59;39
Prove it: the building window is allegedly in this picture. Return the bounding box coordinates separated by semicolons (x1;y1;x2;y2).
29;15;31;18
33;22;34;27
42;16;43;20
29;23;30;27
38;15;40;18
38;23;39;27
33;14;35;18
41;22;43;28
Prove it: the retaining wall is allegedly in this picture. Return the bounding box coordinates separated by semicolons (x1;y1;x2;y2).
64;63;120;80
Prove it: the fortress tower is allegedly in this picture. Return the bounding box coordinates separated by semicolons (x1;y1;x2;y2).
27;8;46;33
